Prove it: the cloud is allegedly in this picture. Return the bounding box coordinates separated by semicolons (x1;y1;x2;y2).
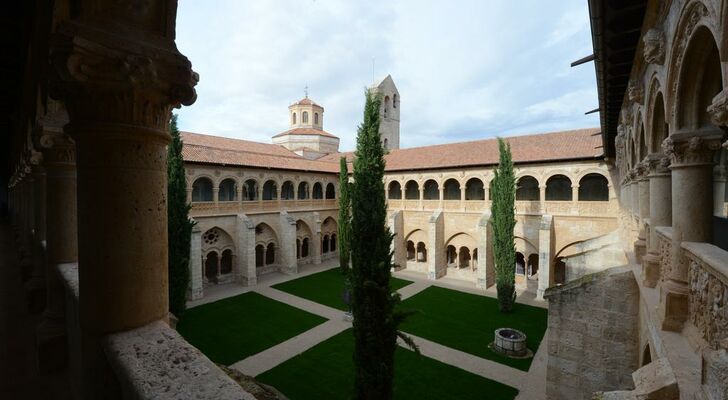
175;0;599;151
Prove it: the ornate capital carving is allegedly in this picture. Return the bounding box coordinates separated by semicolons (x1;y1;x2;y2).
50;19;198;135
635;159;649;178
707;90;728;128
647;153;671;175
643;28;665;65
662;135;723;167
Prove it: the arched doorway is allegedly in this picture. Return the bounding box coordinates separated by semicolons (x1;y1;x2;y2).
416;242;427;262
220;249;233;274
255;245;265;267
406;241;415;260
205;251;218;283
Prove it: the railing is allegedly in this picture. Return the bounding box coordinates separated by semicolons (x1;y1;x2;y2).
655;227;673;283
682;241;728;350
190;199;337;216
386;198;618;217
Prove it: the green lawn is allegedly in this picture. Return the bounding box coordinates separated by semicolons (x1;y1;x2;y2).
257;329;519;400
399;286;548;371
272;267;413;311
177;292;326;365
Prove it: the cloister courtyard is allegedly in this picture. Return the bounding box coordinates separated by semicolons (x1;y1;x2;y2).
177;260;548;400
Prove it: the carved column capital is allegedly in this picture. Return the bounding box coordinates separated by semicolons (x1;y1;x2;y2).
50;19;198;136
39;130;76;166
662;134;723;167
643;28;665;65
707;90;728;128
646;153;671;175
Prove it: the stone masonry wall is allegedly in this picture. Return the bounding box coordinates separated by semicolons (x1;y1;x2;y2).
544;266;640;399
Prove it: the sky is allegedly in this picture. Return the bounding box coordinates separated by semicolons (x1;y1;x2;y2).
175;0;599;152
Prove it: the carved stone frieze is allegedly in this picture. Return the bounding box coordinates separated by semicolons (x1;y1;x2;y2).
687;255;728;349
662;135;723;167
643;28;665;65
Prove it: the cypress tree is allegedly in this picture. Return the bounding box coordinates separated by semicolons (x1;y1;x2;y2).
338;157;351;273
167;114;195;317
492;137;517;312
350;90;416;400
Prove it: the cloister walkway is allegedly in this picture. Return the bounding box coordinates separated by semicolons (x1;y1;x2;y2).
192;262;549;400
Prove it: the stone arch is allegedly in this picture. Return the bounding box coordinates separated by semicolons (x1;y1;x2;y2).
296;219;313;240
281;181;295;200
645;75;669;154
416;242;428;262
423;179;439;200
312;182;323;199
545;174;572;201
322;234;330;254
388;181;402;199
514;236;538;255
192;176;213;202
445;232;476;249
404;180;419;199
218;178;237;202
443;178;460;200
297;181;310;200
321;216;337;236
516;175;540;201
325;183;336;199
243;178;258;201
255;223;278;247
406;229;427;244
638;119;648;161
263;180;277;200
579;173;609;201
465;177;485;200
201;227;235;255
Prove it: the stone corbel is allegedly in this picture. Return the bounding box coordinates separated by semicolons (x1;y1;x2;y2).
643;28;665;65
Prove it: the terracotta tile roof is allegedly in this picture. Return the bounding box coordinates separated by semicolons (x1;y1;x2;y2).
290;98;322;107
318;128;603;171
272;127;339;139
180;131;339;173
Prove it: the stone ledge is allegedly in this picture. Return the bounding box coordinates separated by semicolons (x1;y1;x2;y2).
653;226;673;240
56;262;79;301
543;265;631;299
103;320;256;400
681;241;728;286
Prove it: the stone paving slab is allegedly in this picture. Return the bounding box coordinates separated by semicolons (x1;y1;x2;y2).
514;328;548;400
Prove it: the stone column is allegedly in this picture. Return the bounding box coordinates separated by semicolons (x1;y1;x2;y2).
388;210;406;271
634;162;649;263
237;183;243;205
659;133;723;331
186;188;192;204
539;185;546;213
50;8;198;396
213;187;219;204
36;129;77;373
571;184;579;214
188;223;203;300
279;212;298;274
438;187;444;209
476;211;494;289
419;184;424;210
312;213;322;265
631;179;640;218
460;184;466;210
713;165;727;217
427;211;445;280
537;214;554;300
642;154;671;288
235;214;256;286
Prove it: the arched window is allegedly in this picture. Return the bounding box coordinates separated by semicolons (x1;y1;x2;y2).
296;239;301;259
393;94;398;108
243;179;258;201
192;177;213;202
423;180;439;200
406;241;415;260
405;180;419;200
676;27;722;130
545;175;572;201
516;176;539;201
314;113;319;125
384;96;390;118
443;179;460;200
218;178;237;202
325;183;336;199
459;247;471;268
446;245;457;266
330;234;337;251
516;252;525;275
322;235;330;254
312;183;323;199
263;180;277;200
205;251;218;282
221;249;233;274
266;243;276;265
388;181;402;199
578;174;609;201
302;111;309;124
297;182;309;199
416;242;427;262
281;181;295;200
465;178;485;200
302;238;309;258
255;245;265;267
292;112;296;125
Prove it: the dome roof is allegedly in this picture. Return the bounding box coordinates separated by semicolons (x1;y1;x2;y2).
290;97;322;108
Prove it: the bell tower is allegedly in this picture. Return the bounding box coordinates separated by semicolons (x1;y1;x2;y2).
369;75;400;150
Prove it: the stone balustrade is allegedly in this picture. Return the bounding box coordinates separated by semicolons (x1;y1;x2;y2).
190;199;337;216
682;241;728;350
655;227;673;284
386;198;618;217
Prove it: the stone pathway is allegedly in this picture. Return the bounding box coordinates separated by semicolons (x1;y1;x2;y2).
204;264;547;399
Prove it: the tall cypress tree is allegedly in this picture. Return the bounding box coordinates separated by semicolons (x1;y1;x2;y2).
492;137;517;312
338;157;351;273
350;90;416;400
167;114;194;316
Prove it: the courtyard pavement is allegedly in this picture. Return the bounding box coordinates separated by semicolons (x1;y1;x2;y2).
188;261;549;400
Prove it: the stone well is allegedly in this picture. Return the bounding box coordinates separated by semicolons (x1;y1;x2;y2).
492;328;530;358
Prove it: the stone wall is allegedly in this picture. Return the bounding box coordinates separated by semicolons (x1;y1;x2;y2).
544;266;640;400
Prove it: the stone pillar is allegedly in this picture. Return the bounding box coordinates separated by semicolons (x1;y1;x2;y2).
312;213;322;265
213;187;219;204
279;212;298;274
659;133;723;332
642;154;671;288
235;214;256;286
631;180;640;218
237;183;243;205
634;162;649;263
537;214;554;300
460;184;466;210
36;129;77;373
186;188;192;204
427;211;445;280
438;187;444;209
476;211;494;289
713;165;727;217
188;223;203;300
50;8;198;396
419;184;424;210
539;185;546;213
388;210;406;271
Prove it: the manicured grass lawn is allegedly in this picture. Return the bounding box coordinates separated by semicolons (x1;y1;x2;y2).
272;267;413;311
399;286;548;371
177;292;326;365
257;329;519;400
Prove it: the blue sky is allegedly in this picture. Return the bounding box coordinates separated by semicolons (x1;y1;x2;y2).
176;0;599;151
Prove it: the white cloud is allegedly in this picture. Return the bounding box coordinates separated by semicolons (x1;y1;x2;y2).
175;0;600;151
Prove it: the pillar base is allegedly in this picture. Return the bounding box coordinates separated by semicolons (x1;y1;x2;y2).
634;239;647;264
641;253;661;288
659;280;689;332
36;328;67;373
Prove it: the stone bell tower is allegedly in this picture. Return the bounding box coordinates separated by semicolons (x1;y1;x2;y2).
369;75;400;150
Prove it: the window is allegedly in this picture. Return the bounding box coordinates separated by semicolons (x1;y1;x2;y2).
384;96;390;117
578;174;609;201
192;177;213;202
292;112;296;124
314;113;319;125
388;181;402;199
302;111;309;124
545;175;572;201
218;178;237;201
443;179;460;200
516;176;539;201
325;183;336;199
393;94;398;108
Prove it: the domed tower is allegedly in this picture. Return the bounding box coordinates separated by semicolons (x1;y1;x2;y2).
369;75;400;150
272;95;340;160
